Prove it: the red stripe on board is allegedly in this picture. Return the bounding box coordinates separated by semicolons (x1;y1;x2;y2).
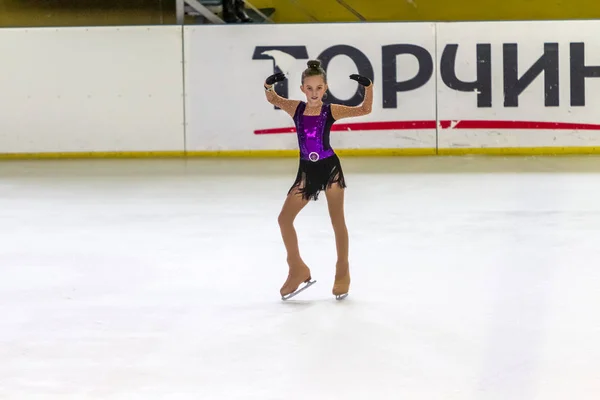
438;120;600;130
254;120;436;135
253;120;600;135
253;127;297;135
333;120;437;132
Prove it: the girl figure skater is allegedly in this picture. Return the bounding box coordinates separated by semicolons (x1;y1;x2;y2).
263;60;373;300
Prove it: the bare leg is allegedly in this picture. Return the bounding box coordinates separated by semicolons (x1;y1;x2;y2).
277;185;311;296
324;182;350;297
278;185;310;263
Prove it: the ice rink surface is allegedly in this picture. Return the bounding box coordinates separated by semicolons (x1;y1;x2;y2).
1;155;600;399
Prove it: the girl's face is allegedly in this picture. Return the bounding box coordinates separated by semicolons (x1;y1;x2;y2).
300;75;327;105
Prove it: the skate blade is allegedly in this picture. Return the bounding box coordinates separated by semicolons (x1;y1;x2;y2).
281;279;316;301
335;293;348;301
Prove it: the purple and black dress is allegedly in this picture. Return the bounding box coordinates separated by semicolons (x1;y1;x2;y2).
288;101;346;201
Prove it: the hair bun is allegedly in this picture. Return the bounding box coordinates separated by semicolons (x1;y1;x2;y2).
307;60;321;69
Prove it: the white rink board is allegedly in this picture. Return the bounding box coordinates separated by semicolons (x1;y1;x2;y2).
4;21;600;157
0;26;185;154
436;20;600;150
183;23;437;152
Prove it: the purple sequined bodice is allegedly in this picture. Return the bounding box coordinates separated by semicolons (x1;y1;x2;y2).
293;103;335;162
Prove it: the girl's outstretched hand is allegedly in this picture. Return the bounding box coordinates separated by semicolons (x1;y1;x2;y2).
265;72;286;85
349;74;372;87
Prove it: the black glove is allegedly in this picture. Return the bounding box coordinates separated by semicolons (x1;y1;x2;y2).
265;72;286;85
349;74;372;87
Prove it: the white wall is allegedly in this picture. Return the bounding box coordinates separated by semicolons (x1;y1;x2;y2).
0;26;185;154
2;21;600;156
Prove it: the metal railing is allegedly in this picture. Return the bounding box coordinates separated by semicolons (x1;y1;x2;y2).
0;0;369;28
177;0;365;25
176;0;275;24
272;0;367;23
333;0;366;21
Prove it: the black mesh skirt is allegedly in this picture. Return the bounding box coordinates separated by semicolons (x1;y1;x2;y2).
288;154;347;201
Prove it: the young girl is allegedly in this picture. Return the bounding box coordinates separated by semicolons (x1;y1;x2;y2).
263;60;373;300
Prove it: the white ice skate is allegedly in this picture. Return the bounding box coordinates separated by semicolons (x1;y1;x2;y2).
281;279;316;300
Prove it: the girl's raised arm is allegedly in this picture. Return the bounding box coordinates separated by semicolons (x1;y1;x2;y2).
331;74;373;120
264;73;300;118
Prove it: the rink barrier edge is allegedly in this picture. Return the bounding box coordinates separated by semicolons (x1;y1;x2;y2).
4;147;600;160
438;146;600;156
0;148;436;160
0;151;187;160
185;148;438;157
